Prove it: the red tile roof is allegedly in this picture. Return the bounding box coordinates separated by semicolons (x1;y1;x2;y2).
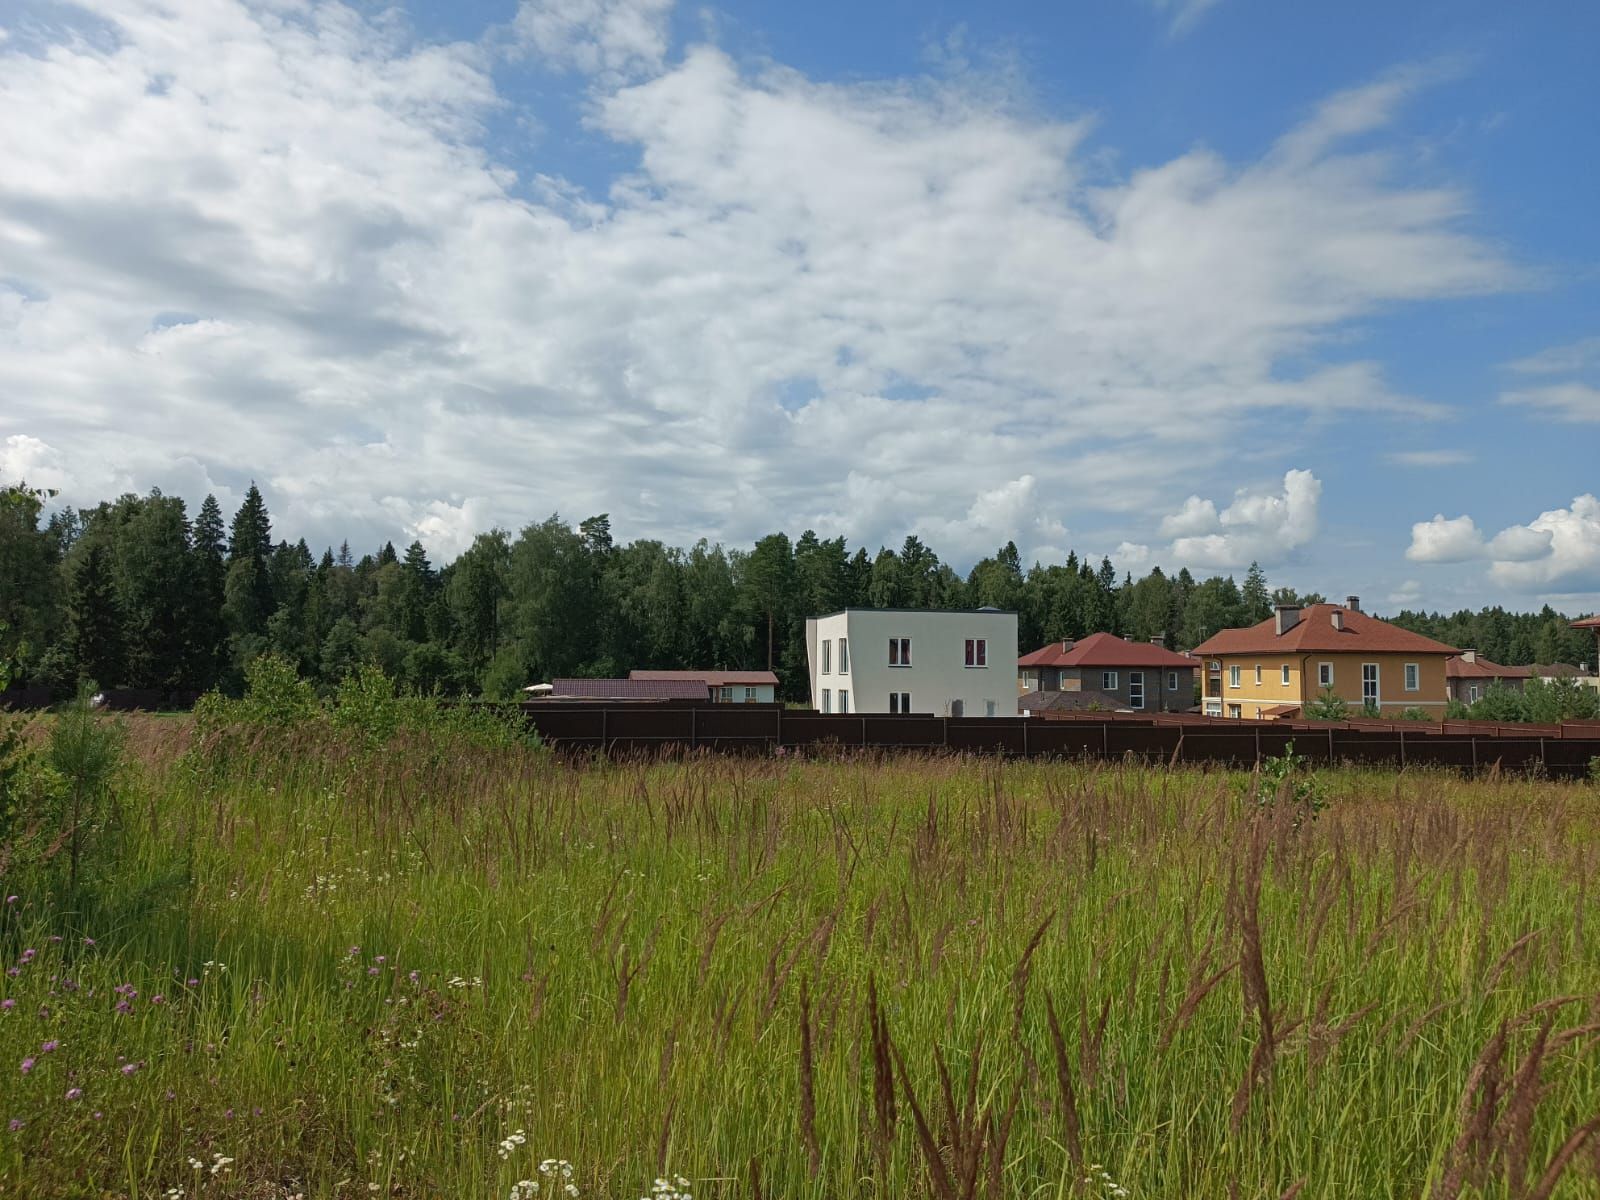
1017;632;1195;669
1445;656;1531;680
630;670;779;687
1191;605;1459;657
1572;616;1600;629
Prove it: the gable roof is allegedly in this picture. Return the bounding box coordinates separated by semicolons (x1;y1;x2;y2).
1018;688;1125;713
630;670;779;687
1445;655;1531;680
1019;632;1195;669
1191;604;1459;657
1572;616;1600;630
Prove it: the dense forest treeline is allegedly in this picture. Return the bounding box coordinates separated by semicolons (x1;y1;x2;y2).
0;481;1594;701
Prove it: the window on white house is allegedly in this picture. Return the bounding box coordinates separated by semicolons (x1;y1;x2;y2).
1229;666;1241;689
821;640;831;674
1129;672;1145;709
1318;663;1333;687
838;638;849;674
839;690;849;713
889;692;912;714
1102;670;1118;691
889;637;912;667
965;638;988;667
821;688;831;713
1282;665;1291;686
720;686;733;702
1404;663;1419;691
745;687;757;702
984;699;996;717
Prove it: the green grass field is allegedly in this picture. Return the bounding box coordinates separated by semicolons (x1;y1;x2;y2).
4;715;1600;1198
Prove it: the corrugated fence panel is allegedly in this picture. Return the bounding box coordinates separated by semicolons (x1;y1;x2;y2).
1105;726;1180;761
948;718;1027;754
777;715;864;746
523;708;606;744
1474;739;1544;771
1024;723;1106;758
1539;739;1599;778
1176;732;1261;765
863;716;944;747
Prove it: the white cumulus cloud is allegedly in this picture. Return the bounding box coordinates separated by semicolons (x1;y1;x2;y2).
1407;496;1600;591
0;1;1515;565
1163;469;1322;569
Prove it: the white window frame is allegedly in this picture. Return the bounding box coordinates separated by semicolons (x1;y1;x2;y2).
1102;670;1118;691
889;637;912;667
1404;663;1419;692
719;686;733;702
1468;684;1479;702
965;638;988;668
838;638;849;674
1362;663;1380;709
1229;665;1241;689
1204;698;1222;716
821;688;831;713
889;691;912;714
1129;671;1145;710
1318;662;1333;688
1168;671;1178;692
839;690;849;713
1281;665;1291;687
821;639;831;674
1227;703;1242;719
744;686;757;702
1254;665;1262;686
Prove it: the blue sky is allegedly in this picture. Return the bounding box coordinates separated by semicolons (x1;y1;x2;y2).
1;0;1597;613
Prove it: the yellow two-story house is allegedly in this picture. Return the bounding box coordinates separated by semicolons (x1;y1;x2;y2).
1192;598;1457;720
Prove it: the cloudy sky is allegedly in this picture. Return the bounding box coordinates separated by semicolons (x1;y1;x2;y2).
2;0;1597;611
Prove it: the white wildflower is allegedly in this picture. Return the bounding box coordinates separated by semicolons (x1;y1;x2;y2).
209;1154;234;1176
510;1183;539;1200
498;1129;528;1160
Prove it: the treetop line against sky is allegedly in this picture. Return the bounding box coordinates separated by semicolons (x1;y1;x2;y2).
0;0;1596;607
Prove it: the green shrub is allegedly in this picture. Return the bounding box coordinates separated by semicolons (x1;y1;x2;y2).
1244;740;1326;828
1303;687;1349;721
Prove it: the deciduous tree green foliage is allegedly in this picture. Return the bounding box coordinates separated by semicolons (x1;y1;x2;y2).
1303;687;1351;721
1448;677;1600;724
1;481;1594;703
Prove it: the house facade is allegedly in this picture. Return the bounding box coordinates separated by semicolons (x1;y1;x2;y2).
805;608;1019;716
628;670;778;703
1444;651;1530;704
1192;597;1457;720
1017;633;1197;712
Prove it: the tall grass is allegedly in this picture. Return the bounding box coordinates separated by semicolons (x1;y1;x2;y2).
4;717;1600;1198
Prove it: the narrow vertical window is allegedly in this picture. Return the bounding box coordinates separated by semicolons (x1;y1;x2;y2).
838;638;849;674
821;689;831;713
822;639;831;674
1281;665;1291;686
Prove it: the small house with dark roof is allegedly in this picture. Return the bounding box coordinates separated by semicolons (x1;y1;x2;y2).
1192;597;1457;720
629;669;779;703
1444;651;1530;704
1017;632;1198;713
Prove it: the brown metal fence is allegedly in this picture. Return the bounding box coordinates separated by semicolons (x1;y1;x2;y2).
516;704;1600;779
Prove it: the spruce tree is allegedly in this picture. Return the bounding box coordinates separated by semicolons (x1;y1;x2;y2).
66;542;124;687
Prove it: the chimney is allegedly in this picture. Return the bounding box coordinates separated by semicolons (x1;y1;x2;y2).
1150;636;1165;646
1331;610;1344;632
1345;595;1361;613
1274;604;1302;635
1461;648;1477;664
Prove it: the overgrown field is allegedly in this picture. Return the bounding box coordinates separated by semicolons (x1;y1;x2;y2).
5;711;1600;1199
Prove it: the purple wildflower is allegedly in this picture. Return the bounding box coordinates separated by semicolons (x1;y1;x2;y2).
19;1058;34;1075
3;896;15;905
92;1111;102;1120
7;1118;21;1131
186;979;199;987
65;1087;82;1101
408;970;419;984
373;955;386;963
348;945;361;957
40;1040;58;1054
114;1001;131;1015
5;969;16;978
151;995;166;1005
367;967;380;976
82;938;94;947
1;999;13;1011
120;1062;139;1076
19;949;35;964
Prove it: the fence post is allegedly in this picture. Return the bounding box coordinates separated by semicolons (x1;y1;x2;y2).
861;715;867;751
1254;725;1261;766
1101;722;1109;757
1539;737;1547;775
1399;727;1406;769
1328;726;1334;764
1471;736;1477;774
774;705;782;751
1023;718;1029;758
690;706;697;752
601;707;608;755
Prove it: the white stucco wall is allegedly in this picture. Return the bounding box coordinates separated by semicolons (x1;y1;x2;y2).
805;609;1019;716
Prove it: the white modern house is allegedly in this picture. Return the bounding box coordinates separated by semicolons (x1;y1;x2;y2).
805;608;1019;716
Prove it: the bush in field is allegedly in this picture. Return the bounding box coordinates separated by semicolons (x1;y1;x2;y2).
48;684;127;903
1243;739;1326;827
